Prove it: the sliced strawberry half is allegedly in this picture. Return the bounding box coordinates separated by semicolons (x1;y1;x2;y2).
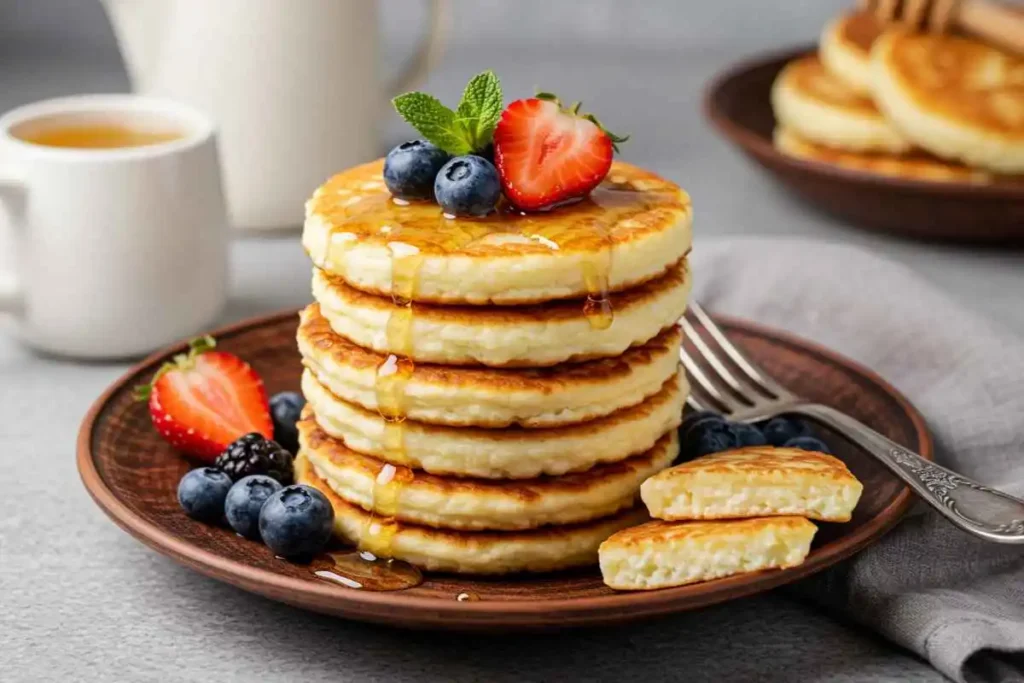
135;336;272;462
493;93;627;211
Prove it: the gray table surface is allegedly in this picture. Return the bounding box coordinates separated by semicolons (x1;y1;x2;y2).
2;3;1023;681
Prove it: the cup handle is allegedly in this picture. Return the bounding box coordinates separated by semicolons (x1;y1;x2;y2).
385;0;449;98
0;167;25;315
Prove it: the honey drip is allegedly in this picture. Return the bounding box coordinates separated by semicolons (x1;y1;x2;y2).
311;550;423;592
310;174;686;564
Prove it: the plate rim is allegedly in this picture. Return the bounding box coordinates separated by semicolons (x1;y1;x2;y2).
702;43;1024;201
77;308;932;627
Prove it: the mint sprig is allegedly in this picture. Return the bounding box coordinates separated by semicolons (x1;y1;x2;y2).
393;70;503;156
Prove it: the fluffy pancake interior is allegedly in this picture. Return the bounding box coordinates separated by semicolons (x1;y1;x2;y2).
599;516;817;590
300;414;679;530
640;446;863;522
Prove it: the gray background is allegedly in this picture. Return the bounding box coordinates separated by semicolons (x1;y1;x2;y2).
0;2;1022;682
1;0;1022;335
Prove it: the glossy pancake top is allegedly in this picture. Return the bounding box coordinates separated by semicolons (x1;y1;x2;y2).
303;160;693;304
779;55;881;117
877;32;1024;139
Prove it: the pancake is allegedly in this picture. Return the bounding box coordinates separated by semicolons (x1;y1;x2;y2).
302;368;686;479
774;126;991;183
303;160;693;305
298;303;683;429
819;11;884;96
771;54;912;153
296;453;650;574
872;31;1024;173
300;415;678;530
599;516;817;590
640;446;863;523
312;259;691;367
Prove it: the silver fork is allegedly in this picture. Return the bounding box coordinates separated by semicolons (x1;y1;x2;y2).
679;302;1024;544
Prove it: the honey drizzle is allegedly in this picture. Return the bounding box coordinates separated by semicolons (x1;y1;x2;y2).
312;549;423;591
310;172;686;565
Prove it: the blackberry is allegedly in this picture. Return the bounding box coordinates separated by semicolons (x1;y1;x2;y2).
215;433;294;485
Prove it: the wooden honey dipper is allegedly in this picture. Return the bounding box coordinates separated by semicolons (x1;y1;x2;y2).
858;0;1024;55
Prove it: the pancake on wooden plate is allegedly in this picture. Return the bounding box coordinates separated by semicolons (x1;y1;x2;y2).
640;446;863;523
819;11;885;96
772;54;911;153
774;126;991;183
872;31;1024;173
599;516;817;590
297;303;682;429
303;160;692;305
302;368;686;479
299;415;678;530
295;453;649;574
312;259;691;367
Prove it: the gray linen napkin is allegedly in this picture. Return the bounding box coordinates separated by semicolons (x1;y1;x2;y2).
692;237;1024;683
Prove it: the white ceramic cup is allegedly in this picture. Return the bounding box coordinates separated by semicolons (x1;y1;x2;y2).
0;95;228;359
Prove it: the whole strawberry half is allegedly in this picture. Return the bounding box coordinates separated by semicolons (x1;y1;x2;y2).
134;336;273;462
493;93;627;211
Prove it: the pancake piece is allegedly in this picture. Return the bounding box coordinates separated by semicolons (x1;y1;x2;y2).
599;516;817;590
303;160;693;305
300;415;677;530
303;368;686;479
774;126;991;183
296;453;650;574
298;303;683;428
872;31;1024;173
819;12;884;96
772;54;912;153
641;446;863;522
313;259;691;367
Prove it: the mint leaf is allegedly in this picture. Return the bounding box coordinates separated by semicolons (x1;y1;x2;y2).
392;92;473;155
455;70;502;151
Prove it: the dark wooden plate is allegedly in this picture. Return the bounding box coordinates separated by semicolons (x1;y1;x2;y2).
704;46;1024;244
78;309;931;631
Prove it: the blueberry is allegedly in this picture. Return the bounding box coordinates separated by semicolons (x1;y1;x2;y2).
383;140;451;200
681;413;727;452
269;391;306;454
225;475;283;539
177;467;232;522
761;417;811;446
684;419;742;459
434;155;501;217
784;436;832;454
259;485;334;558
730;422;768;447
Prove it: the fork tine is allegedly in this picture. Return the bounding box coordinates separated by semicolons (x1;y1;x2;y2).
687;303;791;399
686;394;708;412
679;315;758;404
679;345;741;415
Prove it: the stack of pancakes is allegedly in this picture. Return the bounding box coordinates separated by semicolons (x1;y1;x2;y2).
771;11;1024;181
294;159;694;575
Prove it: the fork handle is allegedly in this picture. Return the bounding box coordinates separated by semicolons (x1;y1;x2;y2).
793;404;1024;544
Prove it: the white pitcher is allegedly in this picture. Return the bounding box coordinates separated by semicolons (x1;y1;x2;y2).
103;0;447;232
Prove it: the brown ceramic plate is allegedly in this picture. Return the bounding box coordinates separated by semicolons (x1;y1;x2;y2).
78;309;931;631
705;46;1024;244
